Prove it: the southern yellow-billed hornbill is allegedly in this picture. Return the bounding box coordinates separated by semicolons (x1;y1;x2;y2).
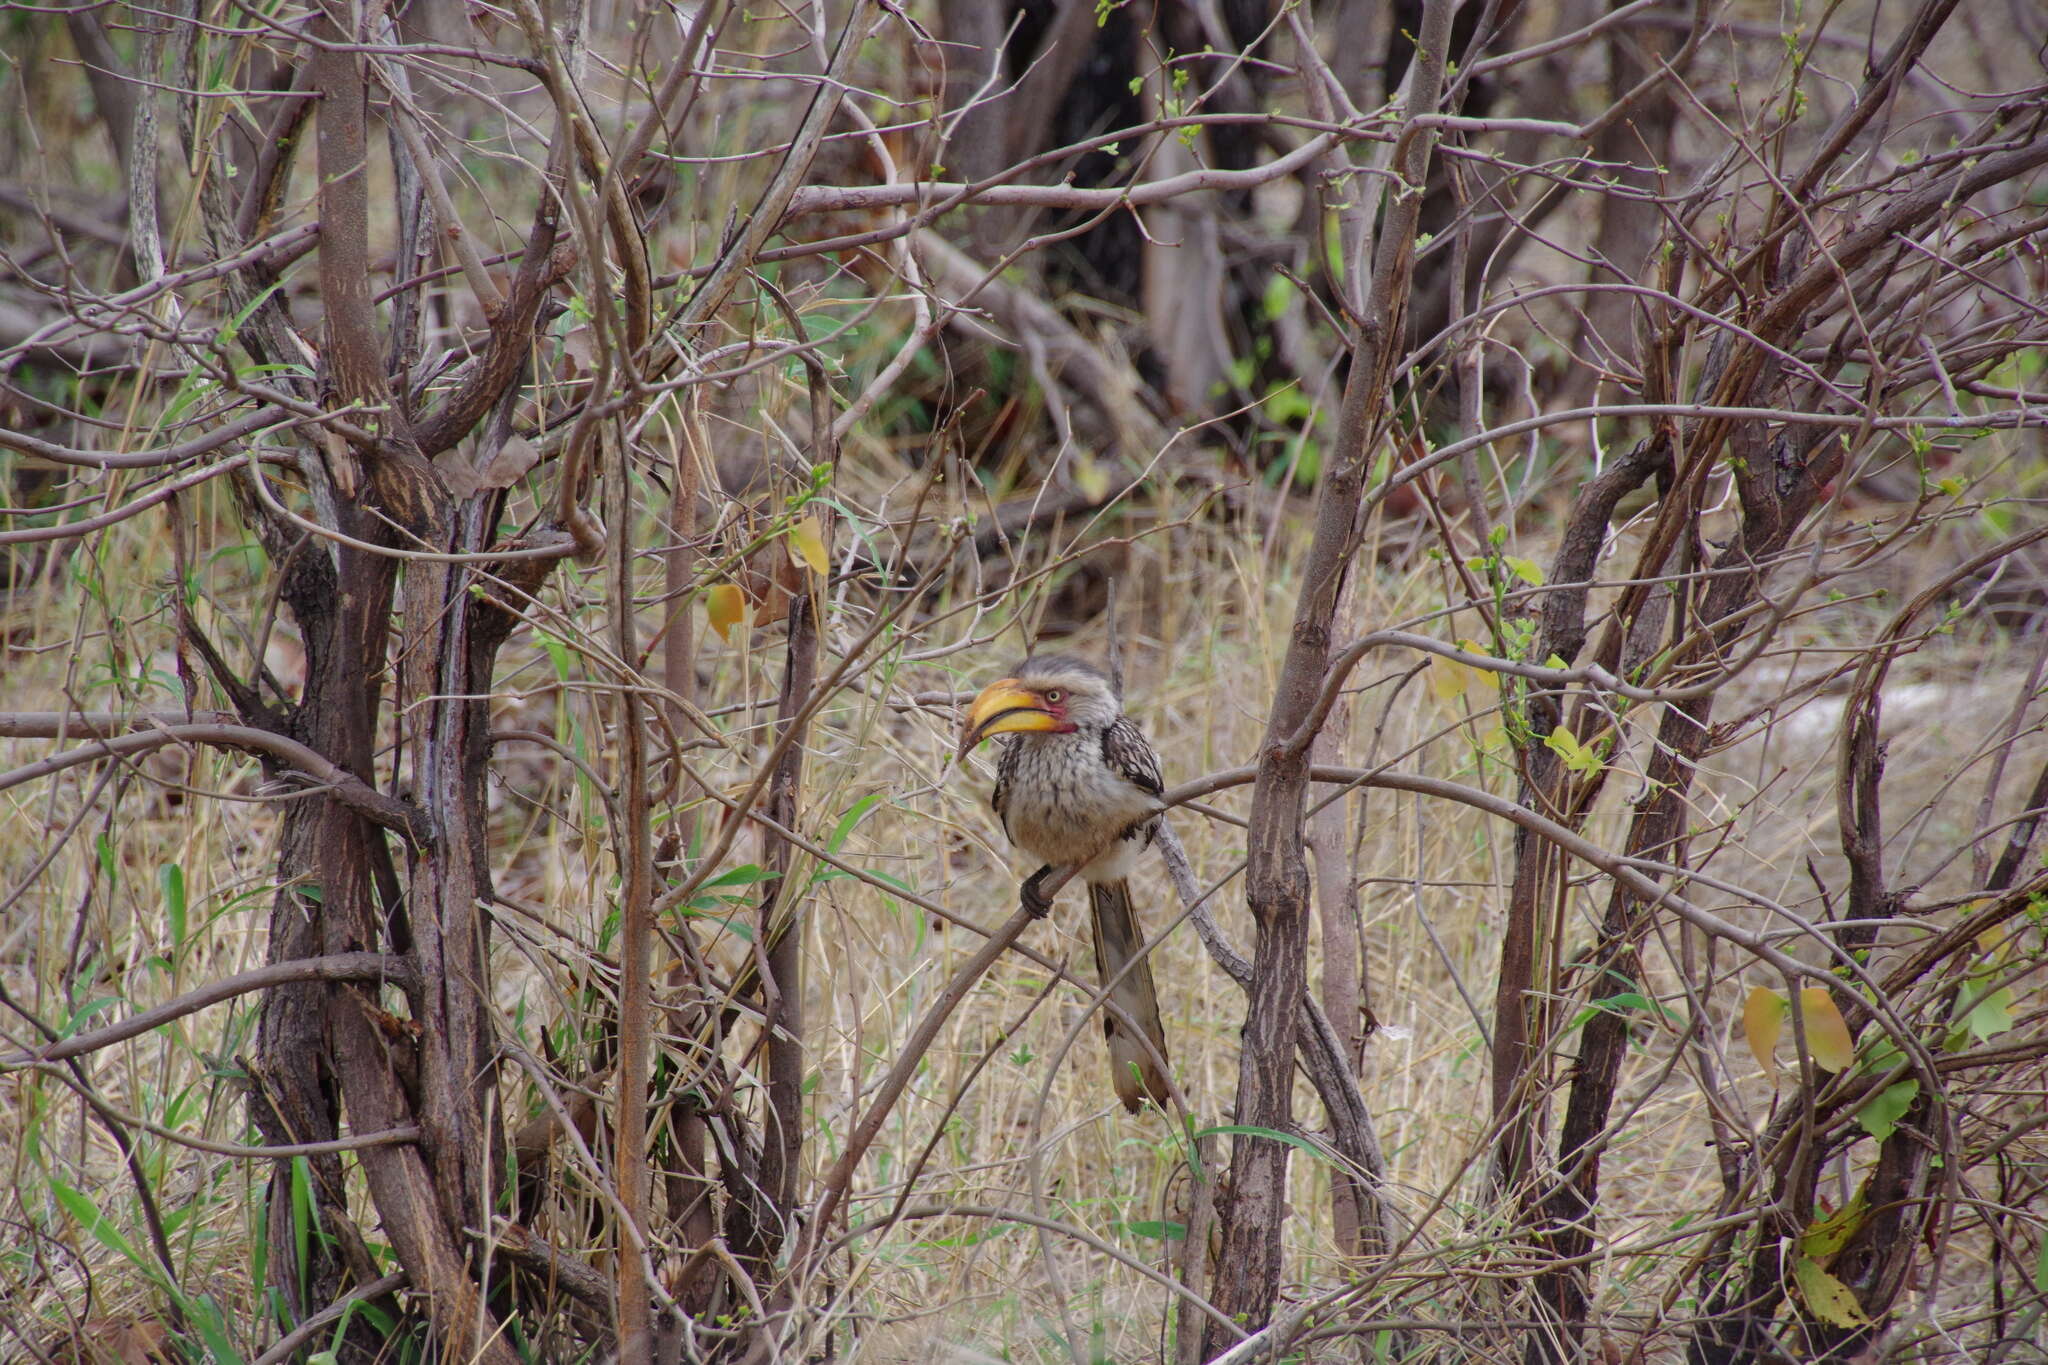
957;655;1172;1112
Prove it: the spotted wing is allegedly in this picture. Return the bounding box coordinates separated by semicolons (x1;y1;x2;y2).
990;733;1022;841
1102;715;1164;799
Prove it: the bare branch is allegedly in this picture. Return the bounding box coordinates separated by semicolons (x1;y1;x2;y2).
0;954;414;1070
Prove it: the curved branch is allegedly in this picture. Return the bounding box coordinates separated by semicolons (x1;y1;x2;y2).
0;722;427;842
0;953;414;1070
0;711;240;738
784;131;1338;216
250;1272;408;1365
675;0;873;334
32;1062;418;1157
0;224;320;382
0;459;252;546
1285;629;1653;756
1158;764;1811;978
0;405;349;471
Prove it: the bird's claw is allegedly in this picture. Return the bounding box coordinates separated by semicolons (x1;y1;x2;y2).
1020;867;1056;919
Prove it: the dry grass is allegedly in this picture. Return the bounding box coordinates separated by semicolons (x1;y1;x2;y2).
4;1;2047;1360
8;445;2046;1361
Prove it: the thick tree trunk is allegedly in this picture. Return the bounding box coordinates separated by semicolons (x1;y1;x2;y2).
249;536;402;1359
1203;11;1455;1344
244;7;559;1358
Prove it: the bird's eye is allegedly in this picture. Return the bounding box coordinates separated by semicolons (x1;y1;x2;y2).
1044;688;1064;703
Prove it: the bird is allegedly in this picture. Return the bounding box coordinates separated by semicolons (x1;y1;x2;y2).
956;654;1172;1112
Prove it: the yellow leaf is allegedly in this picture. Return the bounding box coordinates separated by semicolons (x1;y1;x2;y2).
705;583;747;641
787;515;828;576
1459;639;1499;680
1800;987;1855;1071
1793;1256;1871;1328
1545;728;1593;770
1428;640;1498;704
1428;655;1470;702
1744;986;1785;1082
1072;456;1112;503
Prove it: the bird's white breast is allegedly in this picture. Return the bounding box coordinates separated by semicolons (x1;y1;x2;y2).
999;731;1160;880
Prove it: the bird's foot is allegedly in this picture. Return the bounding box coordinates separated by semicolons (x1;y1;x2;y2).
1020;867;1056;919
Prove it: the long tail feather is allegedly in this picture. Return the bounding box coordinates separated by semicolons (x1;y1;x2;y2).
1088;878;1171;1112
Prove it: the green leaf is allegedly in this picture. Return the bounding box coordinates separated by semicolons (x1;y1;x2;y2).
1544;728;1603;774
187;1296;247;1365
1569;990;1677;1035
217;277;286;345
161;864;188;949
699;864;776;890
1195;1124;1331;1165
677;909;754;942
1504;556;1545;587
64;995;123;1036
292;1155;317;1304
537;631;575;682
827;792;886;854
1261;274;1295;322
1598;990;1678;1021
1857;1078;1920;1142
1855;1033;1905;1079
1800;1193;1867;1262
1116;1219;1186;1241
1956;985;2015;1044
52;1180;156;1284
